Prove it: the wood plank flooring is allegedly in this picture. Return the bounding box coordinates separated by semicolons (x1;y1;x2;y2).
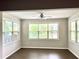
7;48;78;59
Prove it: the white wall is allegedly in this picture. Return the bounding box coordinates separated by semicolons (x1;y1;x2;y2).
0;12;2;59
21;18;68;49
3;13;21;59
68;13;79;58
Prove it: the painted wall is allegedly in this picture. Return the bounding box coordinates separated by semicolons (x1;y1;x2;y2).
21;18;68;49
3;13;21;59
68;13;79;58
0;12;2;59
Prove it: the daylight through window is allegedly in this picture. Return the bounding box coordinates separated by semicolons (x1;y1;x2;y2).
29;23;59;39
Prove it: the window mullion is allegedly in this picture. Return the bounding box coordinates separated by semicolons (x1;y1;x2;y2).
47;24;49;39
38;24;39;39
38;31;39;39
11;22;13;41
76;21;77;43
76;20;79;43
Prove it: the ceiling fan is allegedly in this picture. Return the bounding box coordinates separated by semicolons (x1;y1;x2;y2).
40;12;44;18
39;12;53;19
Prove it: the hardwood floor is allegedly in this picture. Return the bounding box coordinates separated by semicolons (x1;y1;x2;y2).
7;48;78;59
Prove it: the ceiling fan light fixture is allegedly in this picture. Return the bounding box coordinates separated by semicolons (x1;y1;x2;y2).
40;13;44;18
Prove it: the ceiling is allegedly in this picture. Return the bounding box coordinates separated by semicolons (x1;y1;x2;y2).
4;8;79;19
1;0;79;10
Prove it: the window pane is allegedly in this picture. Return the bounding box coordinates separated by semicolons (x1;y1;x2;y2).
3;33;5;44
3;32;12;44
3;21;5;32
49;24;58;31
29;24;38;31
70;21;76;31
49;31;58;39
77;21;79;31
12;32;19;41
29;32;38;39
39;24;47;31
70;32;76;41
77;32;79;42
39;32;47;39
4;21;12;32
13;23;19;32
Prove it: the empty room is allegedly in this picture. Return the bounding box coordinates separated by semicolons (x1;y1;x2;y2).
1;8;79;59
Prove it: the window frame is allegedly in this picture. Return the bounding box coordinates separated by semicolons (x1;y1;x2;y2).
3;18;20;45
70;21;76;42
3;20;13;44
29;23;59;40
48;23;59;40
70;20;79;43
38;24;48;39
77;20;79;43
12;22;20;41
29;24;39;39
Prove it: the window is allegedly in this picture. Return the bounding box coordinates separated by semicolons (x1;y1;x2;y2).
12;22;20;41
70;20;79;43
3;20;12;44
39;24;47;39
70;21;76;41
77;20;79;42
13;22;19;31
49;24;58;39
3;18;20;44
29;23;59;39
29;24;38;39
3;20;12;32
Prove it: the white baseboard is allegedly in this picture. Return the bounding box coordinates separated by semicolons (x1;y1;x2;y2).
3;48;21;59
68;49;79;59
22;47;68;49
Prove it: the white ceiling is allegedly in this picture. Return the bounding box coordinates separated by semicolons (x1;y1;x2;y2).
3;8;79;19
